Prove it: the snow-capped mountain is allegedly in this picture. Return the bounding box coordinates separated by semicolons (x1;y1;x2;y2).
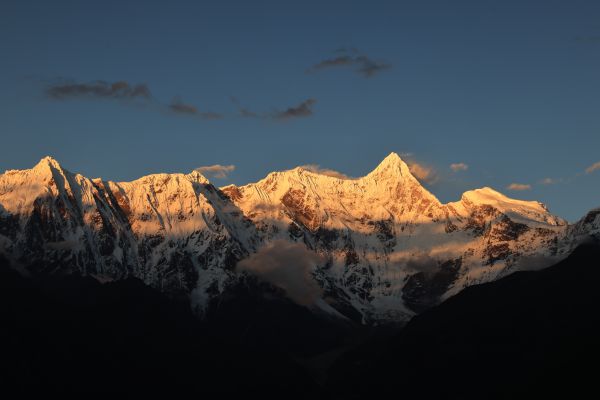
0;153;596;323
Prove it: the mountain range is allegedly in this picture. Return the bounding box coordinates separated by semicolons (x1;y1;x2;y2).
1;153;599;324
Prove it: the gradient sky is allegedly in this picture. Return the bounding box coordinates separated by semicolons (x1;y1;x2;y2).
1;0;599;221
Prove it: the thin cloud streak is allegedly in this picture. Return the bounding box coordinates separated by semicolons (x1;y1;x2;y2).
231;96;317;120
46;80;151;100
45;79;224;120
169;97;223;120
307;49;392;78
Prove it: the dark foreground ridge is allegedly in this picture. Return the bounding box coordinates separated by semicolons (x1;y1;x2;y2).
2;242;600;397
325;242;600;399
0;256;354;396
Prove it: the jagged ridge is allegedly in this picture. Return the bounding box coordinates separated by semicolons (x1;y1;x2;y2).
0;153;596;323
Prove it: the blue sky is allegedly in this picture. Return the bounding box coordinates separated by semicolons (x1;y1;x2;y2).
1;0;599;221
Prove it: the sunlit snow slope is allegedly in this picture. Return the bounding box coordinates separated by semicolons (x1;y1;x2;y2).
0;153;597;323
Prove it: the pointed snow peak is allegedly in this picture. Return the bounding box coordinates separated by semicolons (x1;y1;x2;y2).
35;156;62;170
31;156;67;178
379;152;403;167
188;169;210;184
367;152;413;181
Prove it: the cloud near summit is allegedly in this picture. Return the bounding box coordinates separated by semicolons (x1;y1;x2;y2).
195;164;235;179
300;164;351;179
406;161;438;185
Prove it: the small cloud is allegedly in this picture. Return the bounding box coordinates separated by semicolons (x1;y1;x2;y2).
539;177;557;185
307;49;392;78
300;164;351;179
46;80;151;100
407;161;438;185
272;98;317;120
195;164;235;179
507;183;532;191
585;161;600;174
450;163;468;172
169;97;222;120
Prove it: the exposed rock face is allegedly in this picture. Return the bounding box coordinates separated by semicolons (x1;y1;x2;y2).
0;153;594;323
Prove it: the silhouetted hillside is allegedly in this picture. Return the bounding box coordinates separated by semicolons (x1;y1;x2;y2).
0;256;353;396
326;242;600;399
4;242;600;397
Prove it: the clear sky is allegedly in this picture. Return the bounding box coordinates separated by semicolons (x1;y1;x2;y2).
1;0;599;221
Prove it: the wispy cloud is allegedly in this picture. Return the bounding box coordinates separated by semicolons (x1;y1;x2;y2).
300;164;351;179
307;49;392;78
46;80;151;100
450;163;468;172
195;164;235;179
169;97;222;119
272;98;317;120
585;161;600;174
45;79;226;120
309;56;356;72
507;183;532;191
